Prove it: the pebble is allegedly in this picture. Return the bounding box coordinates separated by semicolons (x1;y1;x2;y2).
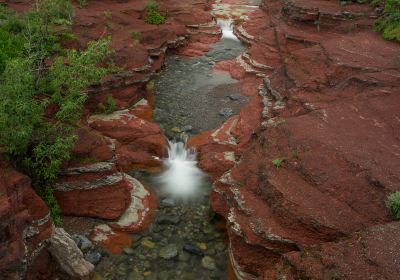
178;251;191;261
183;244;203;256
171;127;181;133
198;243;207;250
84;250;102;264
123;247;134;255
181;125;193;132
72;234;93;252
160;198;176;207
201;256;217;270
159;244;179;259
128;271;144;280
157;214;181;225
141;239;155;249
227;94;242;101
219;107;233;117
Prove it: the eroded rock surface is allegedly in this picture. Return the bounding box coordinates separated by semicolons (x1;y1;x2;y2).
49;227;94;279
0;159;53;279
190;0;400;279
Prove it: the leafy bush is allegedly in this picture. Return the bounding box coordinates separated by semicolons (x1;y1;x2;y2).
375;0;400;41
0;2;111;225
386;191;400;219
145;1;165;25
340;0;400;41
98;95;118;114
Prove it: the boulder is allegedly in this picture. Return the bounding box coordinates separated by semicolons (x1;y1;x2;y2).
49;227;94;279
54;172;132;219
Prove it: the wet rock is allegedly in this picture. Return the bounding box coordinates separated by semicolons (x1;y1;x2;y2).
158;271;170;280
159;244;179;259
123;247;135;255
0;161;53;279
178;251;191;261
201;256;217;270
227;94;241;101
198;243;207;250
128;271;144;280
141;239;155;249
156;214;181;225
49;228;94;278
160;198;176;207
219;107;233;117
171;127;181;133
183;244;204;256
84;250;102;265
181;125;193;132
72;234;93;252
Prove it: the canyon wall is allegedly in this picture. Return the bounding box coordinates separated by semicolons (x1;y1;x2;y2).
191;0;400;279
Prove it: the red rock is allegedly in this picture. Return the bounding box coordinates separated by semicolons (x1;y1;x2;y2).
54;172;132;219
116;145;163;173
284;222;400;280
88;109;165;145
110;176;157;233
90;224;132;255
0;158;53;279
68;127;115;165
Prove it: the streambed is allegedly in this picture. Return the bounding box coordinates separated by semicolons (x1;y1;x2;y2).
93;2;260;279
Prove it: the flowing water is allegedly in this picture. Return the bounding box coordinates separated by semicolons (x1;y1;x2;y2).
94;1;260;279
156;141;206;200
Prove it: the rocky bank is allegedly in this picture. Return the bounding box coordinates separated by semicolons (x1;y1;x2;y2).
190;0;400;279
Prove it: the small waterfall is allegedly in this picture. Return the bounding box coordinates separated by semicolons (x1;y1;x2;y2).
157;140;206;200
217;19;239;41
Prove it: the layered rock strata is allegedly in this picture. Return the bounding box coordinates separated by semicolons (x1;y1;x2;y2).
191;0;400;279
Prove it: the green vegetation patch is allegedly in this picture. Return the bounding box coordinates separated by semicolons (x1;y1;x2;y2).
340;0;400;41
145;0;166;25
0;1;112;225
374;0;400;41
386;191;400;220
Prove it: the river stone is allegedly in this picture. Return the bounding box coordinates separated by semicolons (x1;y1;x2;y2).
183;244;203;256
171;127;181;133
178;251;190;261
128;271;144;280
49;228;94;278
123;247;134;255
160;198;176;207
219;107;233;117
227;94;241;101
141;239;155;249
84;250;102;265
159;244;179;259
72;234;93;252
201;256;217;270
181;125;193;132
158;271;169;280
157;214;181;225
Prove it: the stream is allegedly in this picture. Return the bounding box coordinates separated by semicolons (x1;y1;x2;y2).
93;1;260;279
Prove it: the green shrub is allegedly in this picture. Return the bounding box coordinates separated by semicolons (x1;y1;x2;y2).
98;95;118;114
39;186;63;226
374;0;400;41
131;30;141;44
145;1;165;25
386;191;400;219
0;2;111;225
272;158;284;168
